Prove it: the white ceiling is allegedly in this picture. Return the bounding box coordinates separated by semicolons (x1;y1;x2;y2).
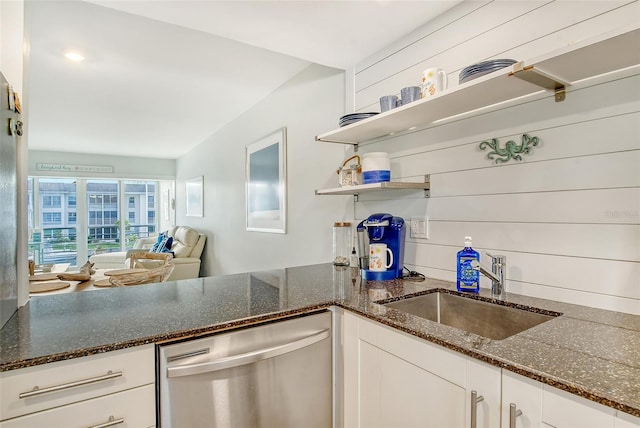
27;0;461;159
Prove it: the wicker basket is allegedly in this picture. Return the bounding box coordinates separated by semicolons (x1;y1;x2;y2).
337;155;362;186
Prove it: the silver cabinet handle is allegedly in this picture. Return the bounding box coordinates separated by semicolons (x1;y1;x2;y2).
88;416;125;428
470;390;485;428
509;403;523;428
19;370;123;399
167;329;330;378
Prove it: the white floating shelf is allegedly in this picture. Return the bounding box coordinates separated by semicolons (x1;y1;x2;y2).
316;25;640;146
315;180;430;198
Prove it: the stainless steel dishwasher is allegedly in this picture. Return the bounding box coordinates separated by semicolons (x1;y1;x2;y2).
158;311;332;427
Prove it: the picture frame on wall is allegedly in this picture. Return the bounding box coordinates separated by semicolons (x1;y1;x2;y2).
246;128;287;233
185;176;203;217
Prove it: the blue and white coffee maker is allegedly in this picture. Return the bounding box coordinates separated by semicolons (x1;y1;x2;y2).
357;213;406;281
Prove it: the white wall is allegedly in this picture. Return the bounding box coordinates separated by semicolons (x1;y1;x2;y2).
28;150;177;236
350;0;640;314
176;64;349;276
29;150;176;180
0;0;24;94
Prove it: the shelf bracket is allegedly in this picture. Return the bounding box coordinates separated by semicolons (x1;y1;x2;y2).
315;135;359;149
424;174;431;198
510;62;569;102
353;194;359;203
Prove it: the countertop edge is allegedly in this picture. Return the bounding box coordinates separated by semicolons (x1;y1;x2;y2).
2;287;638;418
0;305;334;372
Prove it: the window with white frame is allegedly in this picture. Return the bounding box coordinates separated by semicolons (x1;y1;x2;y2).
28;177;162;267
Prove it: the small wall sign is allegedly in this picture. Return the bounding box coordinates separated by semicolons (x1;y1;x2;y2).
36;163;114;173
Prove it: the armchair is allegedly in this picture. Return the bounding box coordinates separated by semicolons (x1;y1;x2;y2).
90;226;206;281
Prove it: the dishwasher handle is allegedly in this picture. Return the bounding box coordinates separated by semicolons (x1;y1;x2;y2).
167;328;330;378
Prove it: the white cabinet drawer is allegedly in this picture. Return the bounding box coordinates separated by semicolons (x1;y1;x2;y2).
0;384;155;428
0;345;154;421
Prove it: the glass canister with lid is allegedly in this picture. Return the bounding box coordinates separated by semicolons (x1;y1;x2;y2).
333;222;352;266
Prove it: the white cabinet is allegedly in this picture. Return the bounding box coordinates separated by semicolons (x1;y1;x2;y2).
617;413;640;428
502;370;640;428
341;311;639;428
500;371;543;428
342;312;500;428
0;345;155;427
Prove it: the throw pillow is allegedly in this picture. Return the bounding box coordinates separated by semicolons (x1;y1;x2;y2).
149;233;166;252
149;231;173;253
153;234;174;254
159;237;174;256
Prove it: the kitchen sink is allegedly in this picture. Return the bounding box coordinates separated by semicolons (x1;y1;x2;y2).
383;291;560;340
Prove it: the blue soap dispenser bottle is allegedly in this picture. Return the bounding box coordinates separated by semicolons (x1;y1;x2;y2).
457;236;480;292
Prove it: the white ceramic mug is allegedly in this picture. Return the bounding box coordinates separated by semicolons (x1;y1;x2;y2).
369;243;393;271
421;68;448;98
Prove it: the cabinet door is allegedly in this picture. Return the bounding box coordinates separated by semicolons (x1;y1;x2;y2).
344;312;474;428
466;358;501;428
502;370;617;428
0;384;155;428
616;412;640;428
542;386;614;428
501;371;543;428
359;339;466;428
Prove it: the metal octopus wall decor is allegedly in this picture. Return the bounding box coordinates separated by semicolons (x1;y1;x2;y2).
478;134;540;164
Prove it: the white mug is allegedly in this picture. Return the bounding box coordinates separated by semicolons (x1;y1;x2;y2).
421;68;448;98
369;243;393;271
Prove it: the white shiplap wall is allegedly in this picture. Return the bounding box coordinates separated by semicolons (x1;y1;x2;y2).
349;0;640;314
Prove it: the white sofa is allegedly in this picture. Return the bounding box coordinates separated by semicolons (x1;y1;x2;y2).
89;226;206;281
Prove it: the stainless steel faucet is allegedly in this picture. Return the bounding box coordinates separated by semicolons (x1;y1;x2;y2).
471;253;507;299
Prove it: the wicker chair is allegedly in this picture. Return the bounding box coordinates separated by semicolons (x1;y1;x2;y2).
108;253;174;287
108;264;174;287
129;252;173;269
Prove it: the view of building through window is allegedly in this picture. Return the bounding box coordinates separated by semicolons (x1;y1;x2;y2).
28;177;158;267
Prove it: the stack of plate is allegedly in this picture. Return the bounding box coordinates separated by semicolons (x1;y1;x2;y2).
339;112;378;127
459;59;517;84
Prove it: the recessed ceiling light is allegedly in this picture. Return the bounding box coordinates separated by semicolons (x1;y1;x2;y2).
64;51;85;62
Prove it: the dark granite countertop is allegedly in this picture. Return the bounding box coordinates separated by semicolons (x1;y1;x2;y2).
1;263;638;417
